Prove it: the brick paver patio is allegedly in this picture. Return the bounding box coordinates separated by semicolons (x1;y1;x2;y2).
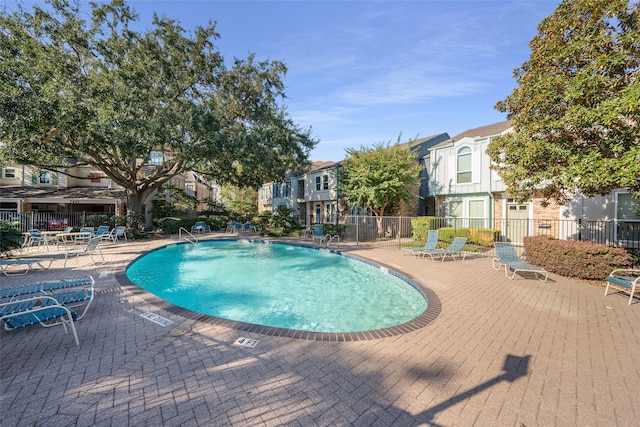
1;234;639;426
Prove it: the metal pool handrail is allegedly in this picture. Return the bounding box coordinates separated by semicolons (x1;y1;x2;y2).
178;227;198;244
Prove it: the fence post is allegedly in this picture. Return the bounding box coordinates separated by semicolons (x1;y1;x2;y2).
356;214;359;246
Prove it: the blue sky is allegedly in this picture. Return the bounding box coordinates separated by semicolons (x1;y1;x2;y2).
11;0;563;161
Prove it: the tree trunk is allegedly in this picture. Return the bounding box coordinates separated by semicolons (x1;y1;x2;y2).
126;187;157;230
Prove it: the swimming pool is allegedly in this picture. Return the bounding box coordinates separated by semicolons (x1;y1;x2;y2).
125;240;438;338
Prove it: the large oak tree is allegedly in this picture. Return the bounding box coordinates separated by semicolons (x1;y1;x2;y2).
487;0;639;204
0;0;316;217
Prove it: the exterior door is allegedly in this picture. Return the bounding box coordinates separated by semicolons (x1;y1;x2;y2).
506;203;529;243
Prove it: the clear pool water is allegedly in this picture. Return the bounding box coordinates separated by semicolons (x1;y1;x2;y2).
126;240;427;333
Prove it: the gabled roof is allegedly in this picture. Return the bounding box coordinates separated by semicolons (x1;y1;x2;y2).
395;133;450;151
431;120;513;149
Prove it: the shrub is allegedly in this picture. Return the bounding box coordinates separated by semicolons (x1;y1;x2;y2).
0;222;22;255
410;217;446;241
322;223;347;237
524;236;632;280
437;227;500;246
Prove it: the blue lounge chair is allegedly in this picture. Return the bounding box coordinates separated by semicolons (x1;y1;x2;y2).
401;230;440;257
422;237;468;262
493;242;548;281
95;225;110;237
0;295;80;345
0;276;95;321
605;269;640;305
191;221;211;234
0;258;53;276
75;227;95;244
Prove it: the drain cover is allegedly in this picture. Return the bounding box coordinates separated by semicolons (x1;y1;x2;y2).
139;312;174;327
169;324;192;336
233;337;260;348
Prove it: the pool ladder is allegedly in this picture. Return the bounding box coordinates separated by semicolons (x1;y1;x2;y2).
178;227;199;244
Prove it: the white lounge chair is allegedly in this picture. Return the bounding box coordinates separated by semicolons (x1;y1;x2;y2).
0;258;54;276
64;237;105;267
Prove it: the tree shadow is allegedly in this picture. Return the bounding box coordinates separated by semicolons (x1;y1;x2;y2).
415;354;530;426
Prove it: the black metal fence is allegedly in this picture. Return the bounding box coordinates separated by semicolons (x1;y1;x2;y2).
333;214;640;254
4;211;638;255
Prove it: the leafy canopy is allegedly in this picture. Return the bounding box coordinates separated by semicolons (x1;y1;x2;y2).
0;0;316;214
338;139;422;217
487;0;639;204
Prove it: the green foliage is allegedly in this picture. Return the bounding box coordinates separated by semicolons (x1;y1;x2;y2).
157;217;182;235
271;206;298;230
0;222;22;255
524;236;632;280
321;223;347;237
410;217;447;241
82;214;109;228
158;216;228;234
338;138;422;217
437;227;500;247
223;185;258;219
488;0;640;204
0;0;316;216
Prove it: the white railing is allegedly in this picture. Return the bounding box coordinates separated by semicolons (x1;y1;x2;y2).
178;227;198;244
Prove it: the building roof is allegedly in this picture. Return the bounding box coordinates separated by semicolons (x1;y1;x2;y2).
431;120;513;149
0;186;125;202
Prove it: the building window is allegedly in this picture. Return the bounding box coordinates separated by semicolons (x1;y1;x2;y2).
449;200;463;217
273;183;282;198
284;181;291;197
315;176;321;191
468;199;485;228
323;175;329;190
456;147;472;184
325;203;335;223
617;193;640;220
90;172;101;183
185;183;195;197
616;192;640;242
149;151;163;165
4;168;16;178
39;171;51;184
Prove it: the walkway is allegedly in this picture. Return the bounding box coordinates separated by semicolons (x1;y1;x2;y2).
1;234;638;426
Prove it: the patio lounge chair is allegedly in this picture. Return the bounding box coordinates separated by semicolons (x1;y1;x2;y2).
493;242;549;281
401;230;439;257
191;221;211;234
422;237;468;262
0;295;80;345
0;258;54;276
23;229;56;250
0;276;95;323
75;227;95;244
242;222;256;234
113;226;127;242
605;269;640;305
95;225;110;237
64;237;105;267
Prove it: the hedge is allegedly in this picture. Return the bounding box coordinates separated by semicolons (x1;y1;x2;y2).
523;236;632;280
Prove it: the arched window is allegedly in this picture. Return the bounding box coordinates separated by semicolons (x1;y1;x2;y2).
457;147;472;183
